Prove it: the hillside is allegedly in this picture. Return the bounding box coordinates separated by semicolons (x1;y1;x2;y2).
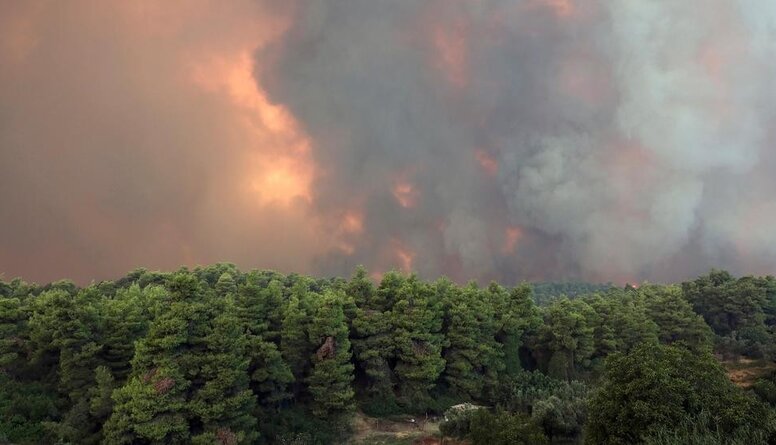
1;266;776;444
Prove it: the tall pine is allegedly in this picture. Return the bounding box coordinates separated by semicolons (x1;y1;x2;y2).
104;272;257;444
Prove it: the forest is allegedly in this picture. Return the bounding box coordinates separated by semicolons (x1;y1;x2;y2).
2;265;776;444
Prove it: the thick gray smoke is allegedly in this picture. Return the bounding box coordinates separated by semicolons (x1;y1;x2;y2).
1;1;774;284
259;0;776;283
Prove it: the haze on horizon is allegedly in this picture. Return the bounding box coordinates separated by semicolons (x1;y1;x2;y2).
1;0;775;286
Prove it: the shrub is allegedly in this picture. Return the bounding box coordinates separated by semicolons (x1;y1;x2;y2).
468;410;548;445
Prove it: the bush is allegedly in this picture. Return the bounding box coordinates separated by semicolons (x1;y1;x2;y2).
468;410;548;445
439;404;482;439
753;371;776;407
358;394;402;418
586;342;776;444
258;406;348;445
643;410;774;445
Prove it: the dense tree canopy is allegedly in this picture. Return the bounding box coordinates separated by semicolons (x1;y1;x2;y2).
0;265;775;444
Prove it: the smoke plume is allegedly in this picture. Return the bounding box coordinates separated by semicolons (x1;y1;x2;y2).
1;1;775;284
259;0;776;283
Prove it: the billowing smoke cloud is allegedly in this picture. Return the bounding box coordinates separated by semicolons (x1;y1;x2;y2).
259;0;776;283
1;1;775;285
0;1;328;284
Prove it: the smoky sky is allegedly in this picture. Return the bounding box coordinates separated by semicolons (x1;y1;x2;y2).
1;1;775;285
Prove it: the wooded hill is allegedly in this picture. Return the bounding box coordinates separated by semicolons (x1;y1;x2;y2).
1;266;776;444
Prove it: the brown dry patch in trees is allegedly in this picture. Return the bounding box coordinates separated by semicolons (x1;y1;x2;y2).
141;368;158;383
412;340;430;355
140;367;175;394
216;427;238;445
154;377;175;394
723;357;776;388
316;336;336;360
348;412;448;444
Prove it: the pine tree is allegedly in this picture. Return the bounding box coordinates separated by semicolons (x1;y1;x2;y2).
584;291;658;359
493;283;542;376
215;272;237;298
534;298;596;381
640;285;713;352
189;300;257;444
27;289;104;444
350;266;396;402
441;281;502;399
391;275;446;408
280;295;313;397
235;279;293;407
96;284;153;382
104;272;258;444
0;296;26;375
307;291;355;421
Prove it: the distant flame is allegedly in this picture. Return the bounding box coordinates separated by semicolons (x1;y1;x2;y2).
503;226;524;254
249;155;312;205
475;148;499;176
393;180;419;208
533;0;574;17
432;23;469;88
341;210;364;234
189;51;315;207
393;241;416;272
336;242;355;255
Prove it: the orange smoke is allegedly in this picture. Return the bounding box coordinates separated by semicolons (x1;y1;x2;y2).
0;3;43;66
475;148;499;176
558;50;609;105
341;210;364;234
432;23;469;88
393;180;419;208
502;226;524;254
394;243;416;272
533;0;574;18
189;48;315;207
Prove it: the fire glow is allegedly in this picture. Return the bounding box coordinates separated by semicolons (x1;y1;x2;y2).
393;180;419;208
475;148;499;176
341;210;364;234
394;243;416;272
189;52;315;207
534;0;575;17
503;226;524;254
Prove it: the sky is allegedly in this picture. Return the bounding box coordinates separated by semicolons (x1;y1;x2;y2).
1;0;775;285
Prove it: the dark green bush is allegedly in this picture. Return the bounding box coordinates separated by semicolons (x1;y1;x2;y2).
468;410;548;445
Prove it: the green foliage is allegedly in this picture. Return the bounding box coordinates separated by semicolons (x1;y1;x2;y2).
586;342;775;444
439;405;483;438
491;283;542;377
643;410;773;445
3;267;776;444
682;271;776;359
104;272;258;444
639;285;713;352
440;281;502;399
281;295;314;385
351;267;396;404
259;405;339;445
584;291;658;359
0;374;59;444
468;409;549;445
489;371;587;441
753;370;776;407
533;298;596;380
307;291;355;422
391;276;446;410
235;278;293;408
531;281;614;306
